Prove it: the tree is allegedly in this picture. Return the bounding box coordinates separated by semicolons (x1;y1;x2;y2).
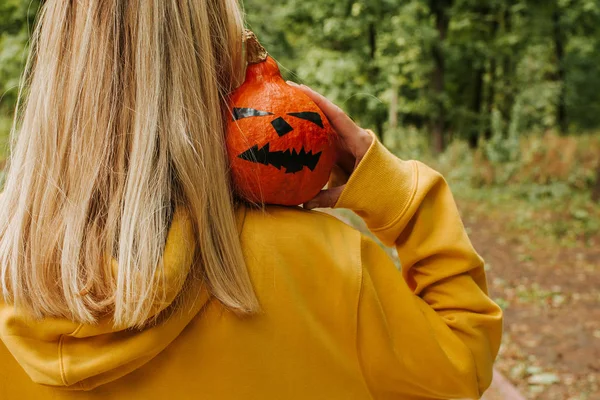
3;0;600;155
429;0;453;153
552;0;567;133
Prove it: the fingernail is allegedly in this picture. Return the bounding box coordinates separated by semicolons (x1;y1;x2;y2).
286;80;299;87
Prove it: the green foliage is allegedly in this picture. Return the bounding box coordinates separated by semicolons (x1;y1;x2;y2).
0;0;40;153
566;36;600;130
244;0;395;136
0;0;39;113
0;114;11;161
0;29;27;110
244;0;600;148
1;0;600;149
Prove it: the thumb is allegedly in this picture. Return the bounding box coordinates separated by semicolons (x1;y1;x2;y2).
304;185;346;210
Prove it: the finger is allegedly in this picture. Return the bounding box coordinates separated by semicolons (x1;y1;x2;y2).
303;185;346;210
335;146;356;176
328;164;351;189
286;81;360;139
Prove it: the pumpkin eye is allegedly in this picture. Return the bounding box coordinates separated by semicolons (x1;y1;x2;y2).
271;117;294;137
287;112;324;128
233;107;274;121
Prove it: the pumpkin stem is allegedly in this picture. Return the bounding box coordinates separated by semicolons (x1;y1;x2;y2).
244;30;268;64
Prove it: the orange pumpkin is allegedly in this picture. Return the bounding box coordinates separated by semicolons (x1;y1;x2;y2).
226;31;336;206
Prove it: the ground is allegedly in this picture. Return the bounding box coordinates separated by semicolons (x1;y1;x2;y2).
459;198;600;400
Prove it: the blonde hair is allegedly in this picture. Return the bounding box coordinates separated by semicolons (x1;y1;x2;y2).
0;0;258;328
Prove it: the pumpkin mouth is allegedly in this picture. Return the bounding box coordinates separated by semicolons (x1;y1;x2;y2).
238;143;322;174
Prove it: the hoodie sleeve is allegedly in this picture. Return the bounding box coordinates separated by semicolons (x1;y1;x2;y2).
334;132;503;399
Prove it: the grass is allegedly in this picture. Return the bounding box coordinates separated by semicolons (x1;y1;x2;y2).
449;182;600;247
416;131;600;247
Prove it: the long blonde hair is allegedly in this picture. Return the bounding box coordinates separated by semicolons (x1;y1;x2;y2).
0;0;258;328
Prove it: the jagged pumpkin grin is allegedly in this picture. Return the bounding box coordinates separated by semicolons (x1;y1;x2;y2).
238;143;322;174
235;109;324;174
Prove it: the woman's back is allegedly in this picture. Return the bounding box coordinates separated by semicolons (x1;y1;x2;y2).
2;137;502;399
1;206;371;399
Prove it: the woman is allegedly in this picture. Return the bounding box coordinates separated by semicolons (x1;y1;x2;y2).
0;1;502;399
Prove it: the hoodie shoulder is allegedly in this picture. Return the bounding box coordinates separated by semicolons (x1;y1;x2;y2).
240;206;363;313
241;205;362;262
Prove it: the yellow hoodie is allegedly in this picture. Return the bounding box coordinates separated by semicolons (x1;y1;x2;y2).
0;136;502;399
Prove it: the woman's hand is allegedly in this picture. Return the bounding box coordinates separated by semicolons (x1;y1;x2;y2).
286;82;373;210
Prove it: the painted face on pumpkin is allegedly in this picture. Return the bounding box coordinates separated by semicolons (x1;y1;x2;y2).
225;52;337;206
232;107;326;174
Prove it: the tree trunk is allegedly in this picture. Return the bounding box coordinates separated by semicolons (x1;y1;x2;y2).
430;0;452;154
553;5;568;133
366;21;386;144
500;1;515;123
485;14;500;140
432;54;445;154
470;66;485;148
368;22;377;60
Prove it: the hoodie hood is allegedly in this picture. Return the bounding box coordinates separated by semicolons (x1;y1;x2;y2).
0;207;212;391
